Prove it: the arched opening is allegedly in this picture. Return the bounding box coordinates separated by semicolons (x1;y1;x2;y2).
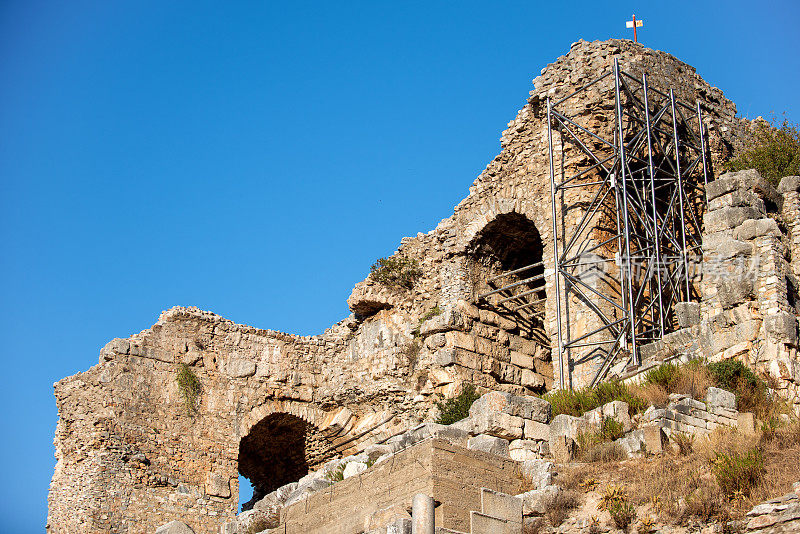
237;412;336;511
469;212;552;389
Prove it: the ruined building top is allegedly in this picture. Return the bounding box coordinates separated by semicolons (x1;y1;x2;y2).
48;39;791;534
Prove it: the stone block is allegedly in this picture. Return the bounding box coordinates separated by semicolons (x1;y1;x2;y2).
433;348;456;367
509;440;542;461
706;239;753;260
704;206;760;233
549;414;589;440
155;521;195;534
706;387;737;410
470;511;512;534
549;434;576;463
734;218;781;240
521;369;545;390
386;518;412;534
642;406;667;423
614;429;645;457
675;302;701;328
205;473;231;498
467;434;510;457
449;417;474;434
765;311;798;344
517;459;554;490
706;175;739;201
343;461;367;479
468;391;551;424
643;425;665;454
519;486;560;516
716;278;754;309
420;308;468;336
226;358;256;378
510;351;534;369
720;169;781;208
778;175;800;193
481;488;522;524
524;420;550;441
444;331;476;352
708;189;763;211
738;412;756;435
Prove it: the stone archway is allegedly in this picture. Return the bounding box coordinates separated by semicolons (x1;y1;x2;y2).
464;210;554;388
238;412;338;509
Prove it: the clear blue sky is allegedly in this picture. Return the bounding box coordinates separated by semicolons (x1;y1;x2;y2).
1;1;797;531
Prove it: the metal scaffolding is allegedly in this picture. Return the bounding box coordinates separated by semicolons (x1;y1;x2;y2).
546;58;709;389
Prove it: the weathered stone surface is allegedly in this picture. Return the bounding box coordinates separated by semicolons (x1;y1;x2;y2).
467;434;510;457
343;461;367;479
778;175;800;194
614;429;645;457
480;488;522;524
469;391;551;424
738;412;756;435
675;302;701;328
764;311;798;344
517;459;554;491
704;206;761;232
518;485;560;516
643;425;666;454
155;521;195;534
548;414;588;440
706;387;737;410
523;419;550;441
734;218;781;241
205;473;231;498
509;439;542;462
549;434;576;463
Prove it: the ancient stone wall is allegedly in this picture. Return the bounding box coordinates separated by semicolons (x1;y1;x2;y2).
49;39;765;533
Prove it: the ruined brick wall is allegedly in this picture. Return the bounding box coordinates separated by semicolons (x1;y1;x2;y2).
49;39;761;533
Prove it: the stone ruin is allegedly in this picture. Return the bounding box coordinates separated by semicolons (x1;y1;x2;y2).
47;39;800;534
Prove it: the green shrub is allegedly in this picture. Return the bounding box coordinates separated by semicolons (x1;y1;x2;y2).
609;499;636;530
725;117;800;184
707;359;759;392
176;363;201;415
599;417;625;442
707;359;771;417
643;362;679;388
545;380;647;418
598;485;636;529
369;256;422;289
435;383;481;425
710;447;765;498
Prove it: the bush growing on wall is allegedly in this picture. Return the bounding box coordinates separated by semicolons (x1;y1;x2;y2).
176;363;201;415
435;383;481;425
725;117;800;184
369;256;422;290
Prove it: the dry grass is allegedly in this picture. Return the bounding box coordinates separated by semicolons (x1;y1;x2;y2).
553;421;800;528
631;361;714;408
544;489;580;527
577;440;627;463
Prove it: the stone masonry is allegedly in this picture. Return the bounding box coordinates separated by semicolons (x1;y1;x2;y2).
48;39;790;534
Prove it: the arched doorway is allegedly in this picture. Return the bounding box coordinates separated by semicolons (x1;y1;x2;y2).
238;412;336;510
469;212;552;387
